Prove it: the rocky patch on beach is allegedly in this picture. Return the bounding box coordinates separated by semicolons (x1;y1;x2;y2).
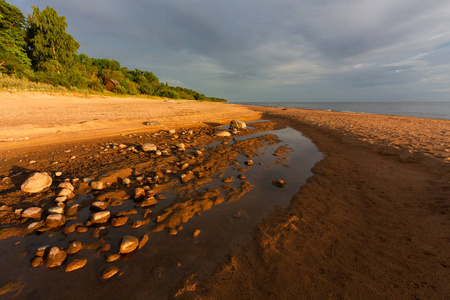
0;119;301;289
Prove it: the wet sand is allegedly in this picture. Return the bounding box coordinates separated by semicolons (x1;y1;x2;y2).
0;93;449;299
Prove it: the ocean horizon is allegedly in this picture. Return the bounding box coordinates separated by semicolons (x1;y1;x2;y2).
234;101;450;120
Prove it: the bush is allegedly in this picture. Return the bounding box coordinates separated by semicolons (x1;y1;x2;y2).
158;90;180;99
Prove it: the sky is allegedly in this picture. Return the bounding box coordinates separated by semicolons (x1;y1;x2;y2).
11;0;450;103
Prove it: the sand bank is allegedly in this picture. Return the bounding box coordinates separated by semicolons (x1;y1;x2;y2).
0;91;260;149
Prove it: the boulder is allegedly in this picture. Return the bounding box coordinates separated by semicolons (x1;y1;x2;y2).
230;120;247;129
21;172;52;193
45;247;67;268
119;235;139;254
22;207;43;219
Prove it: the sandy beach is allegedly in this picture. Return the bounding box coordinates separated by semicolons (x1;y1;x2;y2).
0;92;448;299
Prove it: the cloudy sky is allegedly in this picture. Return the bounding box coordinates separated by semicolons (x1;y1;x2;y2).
12;0;450;102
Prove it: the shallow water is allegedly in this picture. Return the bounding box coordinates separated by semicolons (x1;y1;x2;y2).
0;125;322;299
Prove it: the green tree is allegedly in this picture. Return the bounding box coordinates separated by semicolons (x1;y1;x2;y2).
26;6;79;71
0;0;31;75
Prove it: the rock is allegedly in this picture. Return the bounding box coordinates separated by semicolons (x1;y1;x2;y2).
76;226;88;233
195;150;203;157
169;229;177;235
91;201;109;211
66;241;83;255
91;211;111;224
58;182;74;191
58;188;74;198
119;235;139;254
231;129;238;135
111;216;129;227
168;129;176;134
129;219;149;228
55;171;62;177
271;179;287;188
110;200;123;207
230;120;247;129
27;221;41;230
99;265;119;279
31;257;43;267
22;207;43;219
65;204;80;216
92;227;108;238
180;171;194;183
65;258;87;272
141;197;157;207
176;143;186;151
45;247;67;268
215;131;231;137
35;245;49;257
237;174;246;180
139;234;149;249
48;206;64;214
55;196;67;203
193;229;201;237
106;254;120;262
21;172;52;193
245;160;254;166
122;178;131;185
46;214;66;227
222;176;234;183
134;187;145;200
90;181;105;190
142;143;157;152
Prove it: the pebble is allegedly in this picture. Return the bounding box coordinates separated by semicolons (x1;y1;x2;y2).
193;229;201;237
134;187;145;200
58;188;73;197
55;171;62;177
54;196;67;203
65;258;87;272
122;178;131;185
45;247;67;268
35;245;49;257
215;131;231;137
245;160;254;166
21;172;52;193
237;174;246;180
76;226;88;233
119;235;139;254
31;257;43;267
139;234;149;249
91;211;111;224
222;176;234;183
168;129;176;134
176;143;186;151
99;265;119;279
27;221;41;230
22;207;43;219
271;179;287;188
169;229;177;235
65;204;80;216
66;241;83;255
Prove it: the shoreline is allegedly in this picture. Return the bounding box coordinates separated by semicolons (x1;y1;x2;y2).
0;93;449;298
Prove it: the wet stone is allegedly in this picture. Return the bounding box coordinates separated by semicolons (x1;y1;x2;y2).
119;235;139;254
65;204;80;216
141;197;157;207
193;229;201;237
48;206;64;214
139;234;149;249
35;245;49;257
215;131;231;137
31;257;43;268
245;160;254;166
180;171;194;183
91;211;110;224
99;264;119;279
58;182;74;191
106;254;120;263
90;181;105;190
65;258;87;272
111;216;129;227
271;179;287;188
45;214;66;227
45;247;67;268
222;176;234;183
91;201;109;211
66;241;83;255
110;200;123;207
230;120;247;129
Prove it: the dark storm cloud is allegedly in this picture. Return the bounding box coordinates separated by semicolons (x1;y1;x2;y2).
12;0;450;101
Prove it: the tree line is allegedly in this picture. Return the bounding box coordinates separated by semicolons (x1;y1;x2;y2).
0;1;226;101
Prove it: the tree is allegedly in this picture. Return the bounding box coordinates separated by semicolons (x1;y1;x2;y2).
26;6;79;71
0;0;31;75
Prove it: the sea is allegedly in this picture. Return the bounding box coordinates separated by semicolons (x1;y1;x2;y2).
235;102;450;120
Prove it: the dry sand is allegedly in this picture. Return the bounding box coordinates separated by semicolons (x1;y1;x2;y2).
0;91;260;149
0;93;449;299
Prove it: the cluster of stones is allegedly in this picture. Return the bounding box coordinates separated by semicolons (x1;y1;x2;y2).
18;122;253;279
